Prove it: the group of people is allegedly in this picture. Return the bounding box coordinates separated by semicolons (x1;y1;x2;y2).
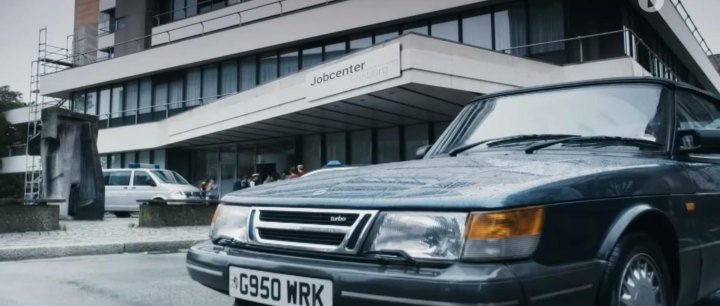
232;164;306;191
198;178;219;200
198;164;307;198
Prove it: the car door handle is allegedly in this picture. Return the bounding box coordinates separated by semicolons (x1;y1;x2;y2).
123;187;128;190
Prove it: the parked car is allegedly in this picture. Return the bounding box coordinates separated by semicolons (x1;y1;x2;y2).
103;164;202;217
188;78;720;306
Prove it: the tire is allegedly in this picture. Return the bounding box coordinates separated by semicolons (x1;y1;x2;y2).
596;232;674;306
114;211;132;218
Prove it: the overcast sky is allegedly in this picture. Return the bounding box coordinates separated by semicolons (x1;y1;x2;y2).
0;0;718;101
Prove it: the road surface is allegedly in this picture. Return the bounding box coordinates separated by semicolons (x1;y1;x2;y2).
0;252;233;306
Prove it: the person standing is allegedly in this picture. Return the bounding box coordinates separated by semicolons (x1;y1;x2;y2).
199;179;208;198
297;164;305;176
249;173;261;187
206;178;219;200
287;166;300;179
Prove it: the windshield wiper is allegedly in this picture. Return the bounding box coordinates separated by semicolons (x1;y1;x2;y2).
448;134;581;157
524;136;664;154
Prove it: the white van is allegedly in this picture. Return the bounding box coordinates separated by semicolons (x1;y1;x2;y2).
102;165;202;217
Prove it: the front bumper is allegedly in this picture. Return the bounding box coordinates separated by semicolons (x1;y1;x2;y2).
187;241;604;306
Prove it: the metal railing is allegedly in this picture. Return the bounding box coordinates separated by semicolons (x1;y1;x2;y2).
153;0;255;26
670;0;719;67
63;0;334;71
499;29;683;82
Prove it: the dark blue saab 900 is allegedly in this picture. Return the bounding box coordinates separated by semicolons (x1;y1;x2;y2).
187;78;720;306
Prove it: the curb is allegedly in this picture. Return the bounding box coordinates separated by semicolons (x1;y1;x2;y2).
0;239;205;261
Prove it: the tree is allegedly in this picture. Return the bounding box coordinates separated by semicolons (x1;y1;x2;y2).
0;86;26;198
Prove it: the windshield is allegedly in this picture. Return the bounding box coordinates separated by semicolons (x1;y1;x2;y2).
433;84;669;155
150;170;190;185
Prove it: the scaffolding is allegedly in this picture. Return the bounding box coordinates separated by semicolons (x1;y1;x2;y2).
23;27;74;199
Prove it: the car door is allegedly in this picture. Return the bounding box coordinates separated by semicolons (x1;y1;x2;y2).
675;89;720;297
131;170;159;206
104;170;132;211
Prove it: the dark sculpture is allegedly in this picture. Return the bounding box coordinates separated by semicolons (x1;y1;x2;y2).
40;108;104;220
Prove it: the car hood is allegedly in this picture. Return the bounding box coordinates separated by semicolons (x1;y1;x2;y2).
223;152;688;209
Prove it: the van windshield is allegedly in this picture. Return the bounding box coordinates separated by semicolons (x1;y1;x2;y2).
151;170;190;185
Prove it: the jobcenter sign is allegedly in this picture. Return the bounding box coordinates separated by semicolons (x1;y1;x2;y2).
306;43;401;101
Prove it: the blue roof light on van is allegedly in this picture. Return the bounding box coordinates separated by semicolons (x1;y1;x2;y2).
128;163;160;169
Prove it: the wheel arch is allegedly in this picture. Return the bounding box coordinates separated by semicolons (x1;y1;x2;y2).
596;204;681;298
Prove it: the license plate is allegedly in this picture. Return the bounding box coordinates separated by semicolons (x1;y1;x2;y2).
228;266;333;306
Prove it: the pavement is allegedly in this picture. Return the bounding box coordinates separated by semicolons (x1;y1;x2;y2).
0;252;234;306
0;215;210;261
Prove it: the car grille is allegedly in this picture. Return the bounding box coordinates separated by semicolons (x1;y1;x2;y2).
258;228;346;246
248;207;378;254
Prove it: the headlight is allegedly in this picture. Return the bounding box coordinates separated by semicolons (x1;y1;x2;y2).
366;212;468;260
365;207;545;262
210;204;251;243
170;190;186;199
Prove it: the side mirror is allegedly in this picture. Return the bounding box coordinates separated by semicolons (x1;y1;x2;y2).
415;145;433;159
676;129;720;154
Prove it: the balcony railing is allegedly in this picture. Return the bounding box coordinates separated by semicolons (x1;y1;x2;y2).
1;145;28;158
500;29;683;81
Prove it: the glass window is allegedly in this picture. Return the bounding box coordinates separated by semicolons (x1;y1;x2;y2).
431;18;459;41
186;67;202;107
259;52;278;84
186;0;197;17
301;46;322;69
151;170;189;184
99;88;111;120
139;78;152;114
203;64;219;103
111;85;123;119
73;91;85;113
173;0;185;21
349;34;372;52
153;149;166;168
676;91;720;130
106;171;131;186
351;129;372;165
85;90;97;115
240;56;257;90
377;127;400;163
402;22;428;35
433;85;668;156
494;3;528;55
279;49;299;77
375;27;399;43
528;0;565;54
100;155;108;169
221;60;238;96
110;153;122;168
404;124;429;160
302;135;322;172
326;132;346;164
462;12;492;48
124;152;136;166
138;150;151;164
324;42;346;61
169;79;183;110
133;170;155;186
154;82;168;114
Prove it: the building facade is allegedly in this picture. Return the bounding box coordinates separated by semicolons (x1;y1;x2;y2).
3;0;720;198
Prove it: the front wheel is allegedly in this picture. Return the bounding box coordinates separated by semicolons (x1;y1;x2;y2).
597;233;674;306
